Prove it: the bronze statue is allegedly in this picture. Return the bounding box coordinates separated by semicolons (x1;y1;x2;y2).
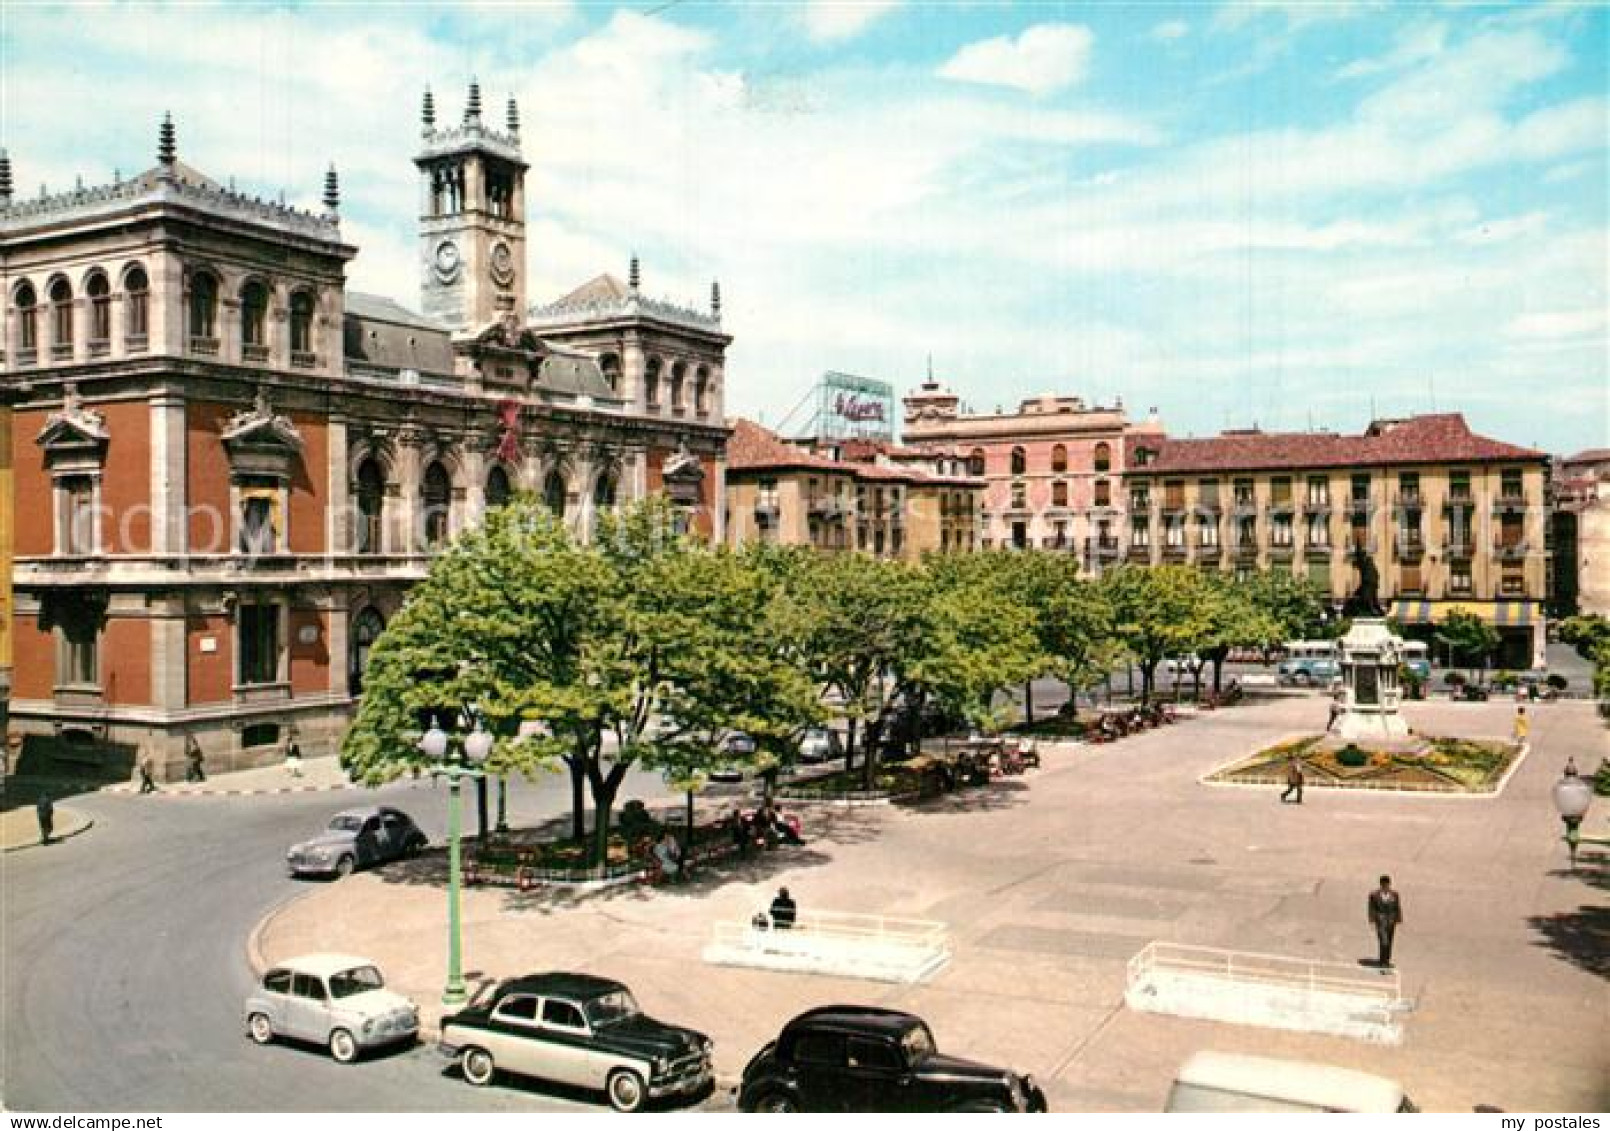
1345;543;1383;617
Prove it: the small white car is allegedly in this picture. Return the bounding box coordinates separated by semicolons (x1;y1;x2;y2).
245;953;419;1063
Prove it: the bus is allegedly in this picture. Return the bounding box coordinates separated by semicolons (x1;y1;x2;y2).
1277;640;1340;687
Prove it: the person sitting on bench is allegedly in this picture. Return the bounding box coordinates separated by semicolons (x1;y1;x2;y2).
769;886;797;930
652;831;686;882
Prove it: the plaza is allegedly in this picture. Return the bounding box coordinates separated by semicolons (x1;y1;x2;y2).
255;694;1608;1113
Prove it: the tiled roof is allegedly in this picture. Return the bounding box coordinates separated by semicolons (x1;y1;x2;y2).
1130;414;1544;475
1562;448;1610;466
728;419;845;474
545;273;631;312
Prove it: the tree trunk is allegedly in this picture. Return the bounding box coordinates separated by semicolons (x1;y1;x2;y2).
686;790;695;848
845;716;859;776
587;761;629;870
1191;665;1203;702
861;716;885;792
1213;657;1224;694
566;753;587;843
1140;661;1158;703
1023;679;1035;725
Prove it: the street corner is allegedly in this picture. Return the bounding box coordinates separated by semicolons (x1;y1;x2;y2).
1;803;94;852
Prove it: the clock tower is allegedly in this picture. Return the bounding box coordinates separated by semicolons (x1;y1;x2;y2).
414;80;528;331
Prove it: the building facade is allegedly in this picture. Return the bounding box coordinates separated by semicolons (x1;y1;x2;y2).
902;376;1162;569
725;420;983;559
1;86;730;780
1555;449;1610;618
1122;414;1552;668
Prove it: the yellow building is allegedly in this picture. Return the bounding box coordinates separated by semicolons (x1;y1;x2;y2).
1123;414;1551;668
725;420;983;559
1;398;11;743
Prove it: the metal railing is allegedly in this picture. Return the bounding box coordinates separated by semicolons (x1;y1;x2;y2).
1128;940;1401;1004
712;909;947;951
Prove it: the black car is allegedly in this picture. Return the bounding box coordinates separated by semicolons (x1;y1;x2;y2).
439;972;713;1112
738;1006;1048;1113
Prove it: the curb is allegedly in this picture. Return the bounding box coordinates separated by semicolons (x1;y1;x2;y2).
106;780;359;799
2;810;95;854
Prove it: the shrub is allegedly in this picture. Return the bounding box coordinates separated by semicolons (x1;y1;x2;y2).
1596;759;1610;797
1337;744;1368;767
1492;671;1518;690
1546;674;1568;691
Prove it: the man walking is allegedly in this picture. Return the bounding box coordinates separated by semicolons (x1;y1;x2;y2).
1281;757;1305;804
1368;875;1403;970
35;790;55;845
137;752;159;794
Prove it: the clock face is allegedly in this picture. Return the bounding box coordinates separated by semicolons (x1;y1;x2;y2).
490;241;515;287
433;239;461;283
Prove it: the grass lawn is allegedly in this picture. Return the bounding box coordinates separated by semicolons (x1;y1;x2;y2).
1210;734;1521;793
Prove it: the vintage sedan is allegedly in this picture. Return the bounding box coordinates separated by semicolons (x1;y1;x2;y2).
286;806;427;878
739;1006;1048;1112
244;954;419;1063
439;972;713;1112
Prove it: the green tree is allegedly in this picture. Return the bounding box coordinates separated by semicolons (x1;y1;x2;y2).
1435;610;1502;679
1101;565;1216;702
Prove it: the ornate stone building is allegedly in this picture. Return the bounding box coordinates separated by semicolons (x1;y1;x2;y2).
1;85;730;780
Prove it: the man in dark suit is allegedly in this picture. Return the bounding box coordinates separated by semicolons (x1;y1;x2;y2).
769;887;797;930
1368;875;1403;969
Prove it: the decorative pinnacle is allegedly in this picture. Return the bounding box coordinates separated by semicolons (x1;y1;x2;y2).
506;95;519;135
711;279;721;316
422;86;436;129
628;254;640;290
0;150;12;203
158;112;176;165
465;77;482;123
322;163;340;213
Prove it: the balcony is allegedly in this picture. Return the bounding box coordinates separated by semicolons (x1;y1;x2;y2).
88;338;111;358
1492;493;1529;512
188;335;220;356
124;334;148;354
1162;542;1188;560
1445;537;1476;559
242;342;271;363
808;496;848;521
50;342;74;361
1126;542;1153;562
1396;536;1426;561
1268;542;1295;560
1234;541;1259;559
289;350;318;369
1393;490;1422;508
1495;542;1528;561
15;347;38;366
1443;492;1474;512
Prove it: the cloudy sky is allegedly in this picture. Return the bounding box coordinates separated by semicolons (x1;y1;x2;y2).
4;1;1605;454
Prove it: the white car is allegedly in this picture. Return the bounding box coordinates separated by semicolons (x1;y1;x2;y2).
245;953;419;1063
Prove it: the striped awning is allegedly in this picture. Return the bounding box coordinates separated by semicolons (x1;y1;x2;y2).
1389;599;1538;626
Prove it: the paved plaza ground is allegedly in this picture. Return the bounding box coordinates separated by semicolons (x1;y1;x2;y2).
256;695;1609;1113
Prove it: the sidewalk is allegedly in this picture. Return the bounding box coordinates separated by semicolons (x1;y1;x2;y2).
1;802;93;852
103;754;359;798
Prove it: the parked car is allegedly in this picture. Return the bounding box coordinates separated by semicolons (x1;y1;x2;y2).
286;806;427;878
440;972;713;1112
738;1005;1047;1112
1164;1051;1417;1113
244;954;418;1063
710;731;758;783
1277;657;1340;687
796;727;843;765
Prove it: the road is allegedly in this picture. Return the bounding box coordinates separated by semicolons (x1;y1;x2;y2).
0;764;690;1112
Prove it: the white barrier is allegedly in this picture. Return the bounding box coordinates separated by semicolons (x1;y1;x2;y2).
702;909;951;984
1125;941;1407;1045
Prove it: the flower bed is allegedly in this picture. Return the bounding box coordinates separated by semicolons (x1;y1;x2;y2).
1208;734;1521;794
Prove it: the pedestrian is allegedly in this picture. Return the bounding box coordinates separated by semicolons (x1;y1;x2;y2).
728;806;752;858
652;830;686;883
285;731;304;778
1513;706;1529;747
35;790;55;845
137;751;159;794
1564;754;1579;778
769;886;797;930
1280;757;1305;804
1367;875;1403;970
185;736;206;783
1326;693;1344;733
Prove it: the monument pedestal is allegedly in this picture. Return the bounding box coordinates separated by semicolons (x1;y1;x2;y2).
1332;618;1423;751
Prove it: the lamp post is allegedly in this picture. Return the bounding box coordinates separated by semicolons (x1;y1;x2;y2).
421;715;492;1006
1551;769;1608;869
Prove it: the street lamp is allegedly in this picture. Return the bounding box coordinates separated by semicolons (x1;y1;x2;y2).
1551;769;1608;869
422;714;492;1006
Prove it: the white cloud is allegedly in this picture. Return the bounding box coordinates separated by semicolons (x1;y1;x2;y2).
1215;1;1384;32
1337;20;1447;79
1506;308;1608;341
939;23;1094;96
802;1;901;43
1152;20;1190;42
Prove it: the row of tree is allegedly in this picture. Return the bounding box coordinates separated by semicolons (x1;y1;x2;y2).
341;496;1330;864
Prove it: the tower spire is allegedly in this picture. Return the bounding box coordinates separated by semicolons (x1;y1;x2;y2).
158;112;176;166
465;77;482;124
628;254;640;291
0;150;12;206
506;95;520;137
711;279;721;317
322;163;340;216
422;85;436;132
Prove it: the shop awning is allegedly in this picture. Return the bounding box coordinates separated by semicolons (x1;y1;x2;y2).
1389;599;1538;626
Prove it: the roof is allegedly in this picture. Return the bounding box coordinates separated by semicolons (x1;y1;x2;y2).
548;273;632;312
1562;448;1610;466
1170;1051;1406;1113
728;419;846;475
536;351;619;402
343;294;455;376
1130;414;1544;475
497;972;628;999
784;1006;923;1036
267;954;380;978
345;292;450;332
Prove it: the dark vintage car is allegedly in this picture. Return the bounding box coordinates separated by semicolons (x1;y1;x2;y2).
439;972;713;1112
738;1006;1048;1112
286;806;428;878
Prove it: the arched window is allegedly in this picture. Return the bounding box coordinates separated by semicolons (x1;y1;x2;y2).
1010;446;1027;476
644;356;662;407
669;361;686;410
544;468;567;518
86;272;111;345
349;607;385;696
289;291;315;356
485;465;512;510
49;277;73;355
14;281;38;355
598;352;621;394
240;280;269;350
1094;480;1111;507
594;469;618;509
1094;442;1111;472
1051;444;1068;473
694;366;709;414
124;266;149;343
355;458;385;554
967;448;985;477
189;271;218;342
422;461;452;549
1052;480;1068;508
